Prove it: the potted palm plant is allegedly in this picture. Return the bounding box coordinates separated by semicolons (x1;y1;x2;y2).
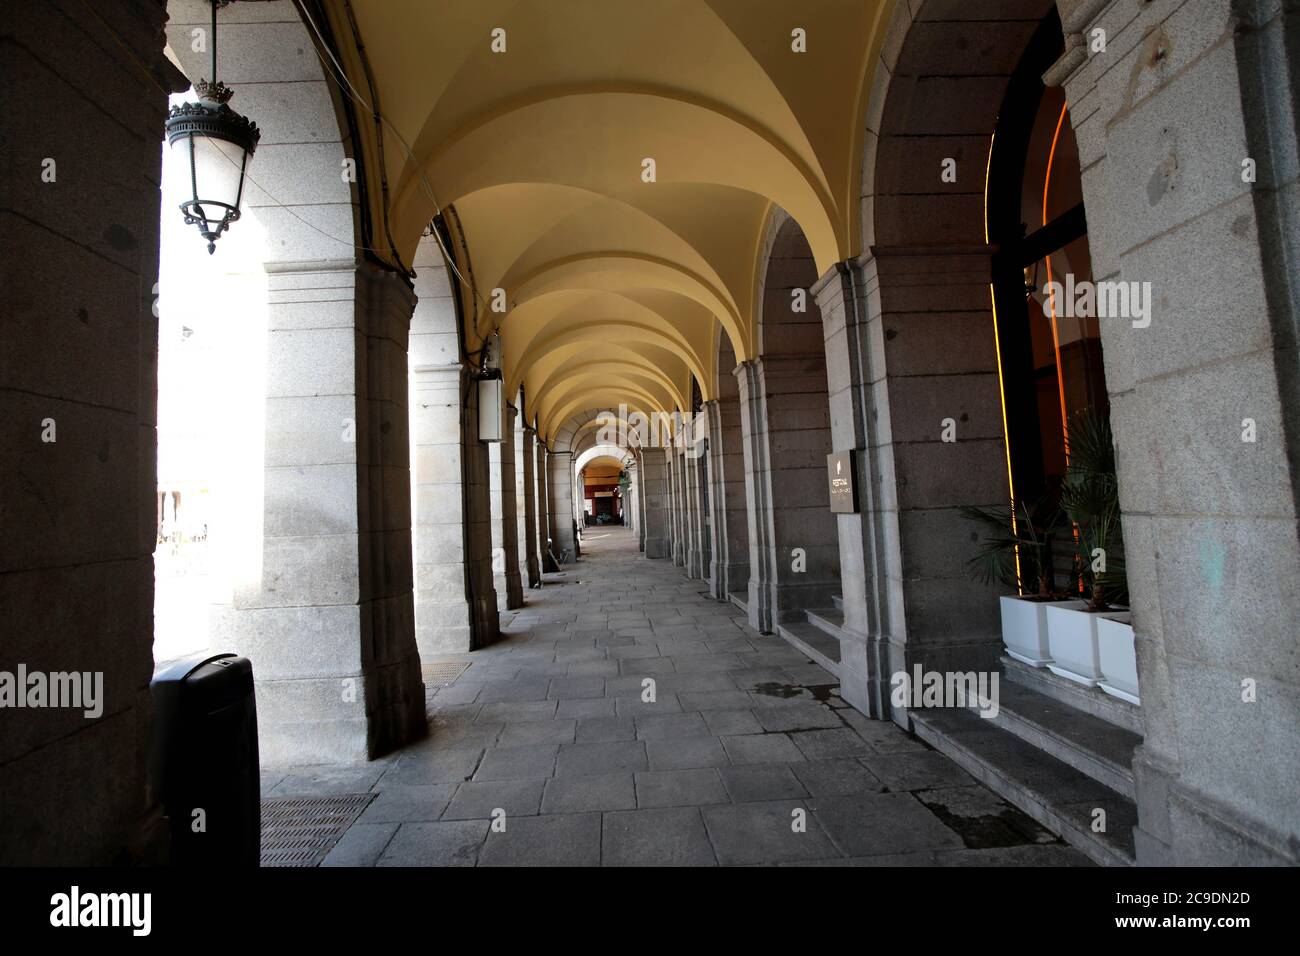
960;496;1083;667
1045;408;1134;693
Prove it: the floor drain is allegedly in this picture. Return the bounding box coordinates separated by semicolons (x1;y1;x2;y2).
260;793;376;867
422;661;471;686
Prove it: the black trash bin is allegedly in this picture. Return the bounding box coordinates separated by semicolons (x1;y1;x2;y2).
150;654;260;866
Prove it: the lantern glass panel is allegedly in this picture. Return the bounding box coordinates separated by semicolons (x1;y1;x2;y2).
173;132;249;216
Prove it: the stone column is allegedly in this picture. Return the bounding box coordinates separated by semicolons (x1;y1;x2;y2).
536;443;555;571
760;355;840;615
1051;0;1300;866
512;416;533;590
684;433;707;578
812;260;896;719
0;0;183;863
624;465;634;535
637;453;648;550
490;405;524;609
669;442;686;567
411;363;471;657
813;249;1007;721
626;461;640;536
705;397;749;602
548;450;577;559
488;427;507;602
641;449;672;558
463;378;500;647
520;423;541;587
572;465;583;559
212;262;427;765
734;360;776;632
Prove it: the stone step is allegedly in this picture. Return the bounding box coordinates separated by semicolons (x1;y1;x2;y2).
971;680;1141;799
911;707;1137;867
806;607;845;640
726;589;747;614
1002;654;1143;734
831;594;843;611
775;618;841;677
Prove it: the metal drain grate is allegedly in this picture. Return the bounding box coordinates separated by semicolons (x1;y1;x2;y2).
260;793;376;867
422;661;471;687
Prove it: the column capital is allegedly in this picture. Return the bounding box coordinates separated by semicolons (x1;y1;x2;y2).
411;362;466;388
811;257;854;300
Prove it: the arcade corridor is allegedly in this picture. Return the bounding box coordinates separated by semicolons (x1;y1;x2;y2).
266;529;1088;866
5;0;1299;881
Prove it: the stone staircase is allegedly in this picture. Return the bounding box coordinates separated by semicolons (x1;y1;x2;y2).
911;657;1142;866
775;597;844;678
771;592;1143;865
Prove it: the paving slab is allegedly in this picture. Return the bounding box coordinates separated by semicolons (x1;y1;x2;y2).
635;768;729;809
720;732;805;765
807;791;967;856
701;800;839;865
645;736;731;771
357;784;456;824
377;820;488;866
719;764;809;802
443;778;546;820
602;808;718;866
541;773;637;813
477;813;602;867
702;709;764;736
556;740;649;775
317;528;1086;868
860;750;979;791
473;744;559;781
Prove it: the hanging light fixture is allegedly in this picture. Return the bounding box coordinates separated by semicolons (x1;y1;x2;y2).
164;0;260;254
1023;261;1040;298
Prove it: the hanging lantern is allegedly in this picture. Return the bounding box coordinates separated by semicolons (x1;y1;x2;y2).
164;1;260;254
1023;261;1040;298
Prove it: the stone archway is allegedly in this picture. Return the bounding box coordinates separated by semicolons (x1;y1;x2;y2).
706;330;750;605
736;209;840;634
409;225;497;654
162;0;426;763
815;0;1300;866
815;0;1062;721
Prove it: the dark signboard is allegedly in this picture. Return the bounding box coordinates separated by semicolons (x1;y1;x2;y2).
827;450;858;514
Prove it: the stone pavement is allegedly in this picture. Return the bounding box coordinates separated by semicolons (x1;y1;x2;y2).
263;527;1091;866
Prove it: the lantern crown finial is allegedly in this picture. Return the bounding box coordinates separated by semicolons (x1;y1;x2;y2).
164;0;259;253
194;79;235;105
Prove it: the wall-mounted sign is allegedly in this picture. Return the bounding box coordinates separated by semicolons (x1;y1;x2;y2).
827;450;858;514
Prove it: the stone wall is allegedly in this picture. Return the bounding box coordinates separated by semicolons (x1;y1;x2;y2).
410;241;473;658
641;449;673;559
1053;0;1300;865
0;0;185;865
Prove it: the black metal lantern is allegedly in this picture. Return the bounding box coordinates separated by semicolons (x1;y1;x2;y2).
164;0;260;254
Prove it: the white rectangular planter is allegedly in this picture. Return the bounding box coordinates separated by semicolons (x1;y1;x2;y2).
1045;603;1103;686
1000;596;1086;667
1097;612;1140;705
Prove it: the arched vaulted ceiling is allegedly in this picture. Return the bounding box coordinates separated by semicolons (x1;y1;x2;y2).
326;0;897;440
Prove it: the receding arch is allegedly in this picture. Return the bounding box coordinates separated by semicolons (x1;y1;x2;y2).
392;90;842;270
508;252;750;363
